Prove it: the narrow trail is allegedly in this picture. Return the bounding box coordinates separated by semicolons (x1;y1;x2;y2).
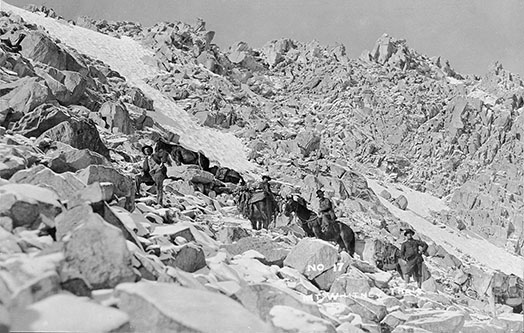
2;2;255;173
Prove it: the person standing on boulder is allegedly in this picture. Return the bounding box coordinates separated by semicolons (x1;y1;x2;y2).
400;229;428;288
148;146;172;206
135;145;155;197
135;144;171;206
317;190;336;232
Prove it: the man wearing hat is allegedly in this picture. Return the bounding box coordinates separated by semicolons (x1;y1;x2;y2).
260;175;277;212
135;145;155;197
317;190;336;232
400;229;428;288
136;144;171;206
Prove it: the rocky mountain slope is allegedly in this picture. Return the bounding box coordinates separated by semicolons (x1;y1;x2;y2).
66;3;524;256
0;3;522;333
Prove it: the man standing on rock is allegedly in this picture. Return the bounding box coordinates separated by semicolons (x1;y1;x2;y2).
150;146;172;206
400;229;428;288
317;190;336;232
135;145;155;197
136;144;171;206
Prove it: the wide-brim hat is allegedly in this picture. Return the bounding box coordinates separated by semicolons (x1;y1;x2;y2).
141;145;153;154
404;229;415;236
262;175;271;181
316;189;324;196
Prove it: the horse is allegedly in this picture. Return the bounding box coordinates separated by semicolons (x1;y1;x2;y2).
155;139;210;172
284;195;355;257
235;187;279;230
209;166;245;185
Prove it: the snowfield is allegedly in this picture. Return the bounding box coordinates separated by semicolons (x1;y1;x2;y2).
368;179;524;277
2;2;255;173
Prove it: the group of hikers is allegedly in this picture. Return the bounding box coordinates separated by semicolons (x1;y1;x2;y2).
134;141;429;289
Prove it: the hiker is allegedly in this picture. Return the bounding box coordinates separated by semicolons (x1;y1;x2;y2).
260;175;277;211
135;145;155;196
317;189;336;232
136;144;171;206
149;146;172;206
260;175;273;196
400;229;428;288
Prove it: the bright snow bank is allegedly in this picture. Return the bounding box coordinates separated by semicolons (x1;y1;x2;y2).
2;2;254;173
367;178;524;277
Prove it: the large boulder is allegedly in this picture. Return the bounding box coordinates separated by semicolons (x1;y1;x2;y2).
11;104;70;138
329;266;373;296
20;31;84;71
76;165;134;211
0;183;62;229
48;145;109;173
10;294;130;332
10;165;85;200
269;305;336;333
60;211;136;289
335;295;387;323
224;236;291;266
234;283;321;321
34;68;87;106
0;144;40;179
36;117;110;158
0;77;51;115
163;243;207;273
115;282;272;332
278;266;320;296
284;238;338;280
98;101;134;134
54;203;94;240
0;253;63;310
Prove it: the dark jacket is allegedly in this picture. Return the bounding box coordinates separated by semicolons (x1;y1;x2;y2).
400;239;428;261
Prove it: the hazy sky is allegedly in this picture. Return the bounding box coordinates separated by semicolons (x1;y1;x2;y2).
5;0;524;77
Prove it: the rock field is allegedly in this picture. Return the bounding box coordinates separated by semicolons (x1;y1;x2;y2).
0;3;522;332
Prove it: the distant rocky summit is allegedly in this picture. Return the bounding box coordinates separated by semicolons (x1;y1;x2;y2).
0;3;521;332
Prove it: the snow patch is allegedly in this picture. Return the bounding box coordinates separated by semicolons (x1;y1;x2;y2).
3;2;255;173
367;178;523;277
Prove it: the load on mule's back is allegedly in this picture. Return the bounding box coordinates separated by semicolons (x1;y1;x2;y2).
155;138;210;172
236;175;279;230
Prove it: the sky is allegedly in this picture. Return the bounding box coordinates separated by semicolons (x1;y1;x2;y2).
5;0;524;77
